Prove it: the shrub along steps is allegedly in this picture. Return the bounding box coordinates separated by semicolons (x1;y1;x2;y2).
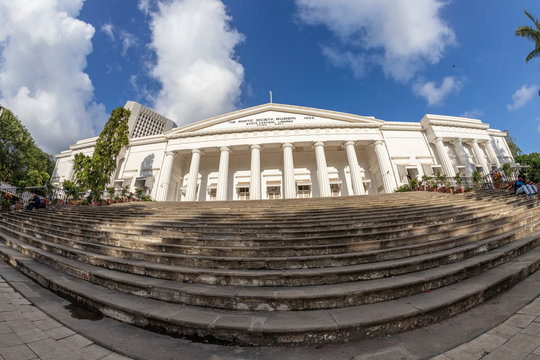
0;191;539;345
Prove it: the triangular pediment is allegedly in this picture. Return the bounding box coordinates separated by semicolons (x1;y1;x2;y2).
166;103;383;135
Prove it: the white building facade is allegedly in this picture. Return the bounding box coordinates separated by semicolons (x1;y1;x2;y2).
52;103;514;202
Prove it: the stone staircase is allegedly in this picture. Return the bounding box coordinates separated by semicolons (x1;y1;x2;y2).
0;191;539;345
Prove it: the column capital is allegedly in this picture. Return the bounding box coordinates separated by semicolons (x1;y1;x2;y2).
432;137;444;144
451;138;463;145
219;146;231;153
281;142;294;149
165;151;175;156
191;148;202;154
372;140;384;147
471;138;478;144
343;140;356;147
313;141;325;148
250;144;262;150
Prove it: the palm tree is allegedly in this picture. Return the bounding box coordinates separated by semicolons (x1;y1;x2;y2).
515;10;540;63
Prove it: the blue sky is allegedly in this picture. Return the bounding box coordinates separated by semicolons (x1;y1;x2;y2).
0;0;539;155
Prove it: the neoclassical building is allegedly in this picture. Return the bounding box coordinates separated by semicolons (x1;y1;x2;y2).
52;102;514;201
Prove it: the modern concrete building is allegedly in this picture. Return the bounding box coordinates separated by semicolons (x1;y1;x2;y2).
52;102;514;201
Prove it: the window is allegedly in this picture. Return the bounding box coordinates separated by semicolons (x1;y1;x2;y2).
297;184;311;198
330;183;341;197
237;187;250;200
267;186;281;200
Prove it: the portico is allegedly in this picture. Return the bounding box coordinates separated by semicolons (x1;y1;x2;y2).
53;103;514;202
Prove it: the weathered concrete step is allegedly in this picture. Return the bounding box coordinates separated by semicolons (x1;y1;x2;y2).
1;214;539;286
1;220;538;311
3;208;540;272
0;241;538;345
4;202;539;266
4;200;517;247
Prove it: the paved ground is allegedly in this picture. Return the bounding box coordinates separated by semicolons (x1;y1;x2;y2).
0;260;539;360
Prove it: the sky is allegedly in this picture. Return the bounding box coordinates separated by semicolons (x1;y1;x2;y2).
0;0;539;156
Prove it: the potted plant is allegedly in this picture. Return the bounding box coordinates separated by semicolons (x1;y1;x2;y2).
455;173;464;193
493;172;504;188
107;187;115;204
421;175;431;191
472;170;483;190
409;178;419;191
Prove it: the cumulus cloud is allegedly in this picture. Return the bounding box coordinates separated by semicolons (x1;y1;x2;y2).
413;76;463;106
460;109;485;119
506;84;538;111
143;0;245;125
0;0;106;154
295;0;455;82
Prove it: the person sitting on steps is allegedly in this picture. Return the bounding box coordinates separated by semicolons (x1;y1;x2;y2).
26;194;45;210
514;174;538;196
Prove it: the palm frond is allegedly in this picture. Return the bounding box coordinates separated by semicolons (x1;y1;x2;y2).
525;47;540;62
524;10;540;30
515;26;539;41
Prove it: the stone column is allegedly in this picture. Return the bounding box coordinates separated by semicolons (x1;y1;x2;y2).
471;139;490;174
313;141;331;197
66;158;75;182
452;138;473;176
433;137;456;177
373;140;398;193
157;151;175;201
344;141;365;195
216;146;230;201
485;140;501;169
185;149;201;201
282;142;296;199
250;144;261;200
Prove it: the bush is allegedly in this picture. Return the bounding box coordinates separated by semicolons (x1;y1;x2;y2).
395;184;412;192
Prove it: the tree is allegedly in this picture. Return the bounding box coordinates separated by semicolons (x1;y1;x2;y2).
504;131;522;159
73;107;130;201
515;10;540;64
0;106;54;189
515;153;540;183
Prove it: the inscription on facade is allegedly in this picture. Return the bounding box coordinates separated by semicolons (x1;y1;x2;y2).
228;116;315;127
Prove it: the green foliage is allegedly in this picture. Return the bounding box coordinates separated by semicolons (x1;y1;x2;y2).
409;178;418;189
62;180;82;200
107;187;115;199
502;163;514;178
135;188;144;199
505;131;522;158
472;170;483;187
73;107;130;201
0;107;54;188
515;153;540;183
455;172;463;186
395;184;411;192
515;10;540;64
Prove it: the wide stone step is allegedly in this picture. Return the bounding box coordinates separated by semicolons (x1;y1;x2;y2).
1;220;538;311
1;212;539;286
0;241;538;345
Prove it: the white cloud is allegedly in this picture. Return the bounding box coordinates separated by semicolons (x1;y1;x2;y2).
0;0;106;154
101;23;137;55
101;23;115;41
145;0;245;125
460;109;485;119
506;84;538;111
296;0;455;82
321;46;366;78
413;76;463;106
